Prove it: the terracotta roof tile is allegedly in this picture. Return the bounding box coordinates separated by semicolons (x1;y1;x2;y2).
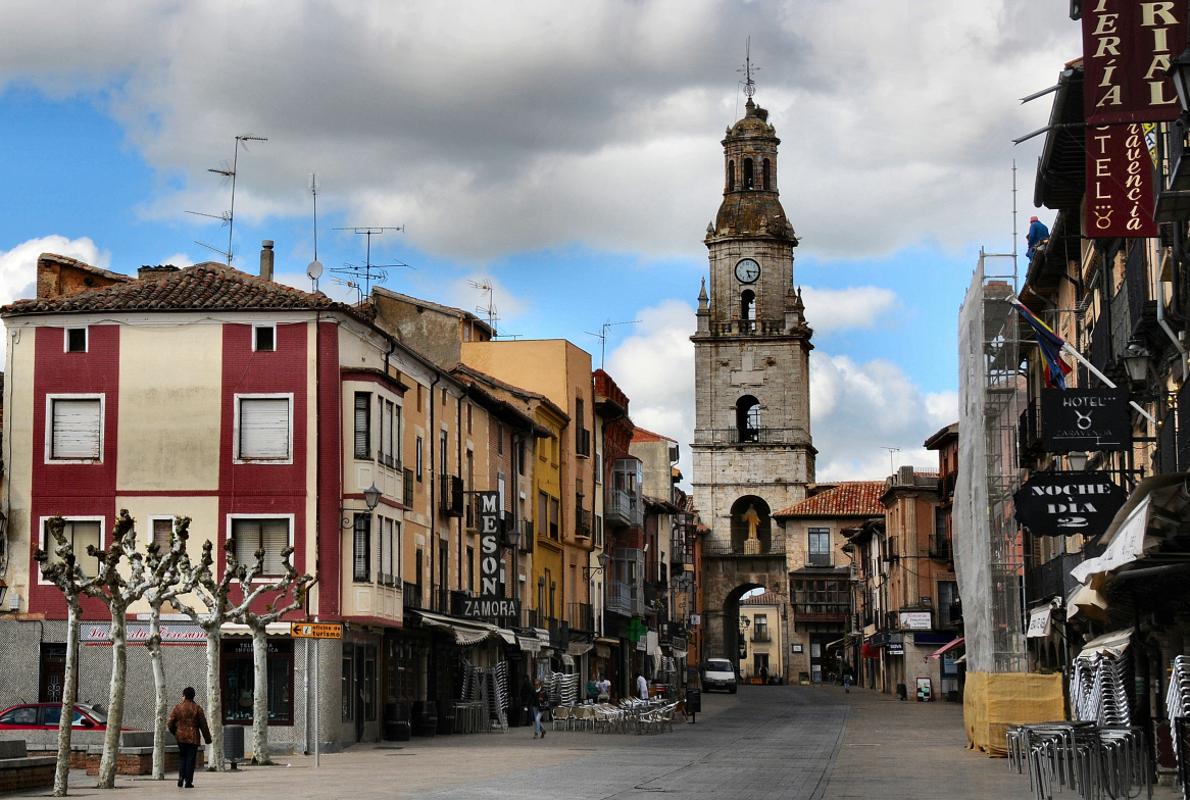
775;481;886;518
2;261;364;319
740;590;783;606
631;426;674;443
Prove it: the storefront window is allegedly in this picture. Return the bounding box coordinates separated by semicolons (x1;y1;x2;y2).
220;639;293;725
342;655;354;722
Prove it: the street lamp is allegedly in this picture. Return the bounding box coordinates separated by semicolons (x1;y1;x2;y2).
362;483;382;512
1122;342;1152;384
1067;451;1090;472
583;551;610;579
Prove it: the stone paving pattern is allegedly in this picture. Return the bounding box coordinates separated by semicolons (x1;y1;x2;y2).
6;685;1179;799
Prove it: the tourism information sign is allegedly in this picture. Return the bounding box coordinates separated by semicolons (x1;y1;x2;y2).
1013;471;1126;537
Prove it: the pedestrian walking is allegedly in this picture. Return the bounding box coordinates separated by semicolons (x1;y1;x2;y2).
167;687;212;788
530;679;548;739
760;665;768;684
636;672;649;701
597;674;611;702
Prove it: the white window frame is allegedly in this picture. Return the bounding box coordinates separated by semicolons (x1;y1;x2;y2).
252;323;277;352
225;513;295;580
233;393;294;464
44;393;105;464
149;515;178;553
38;515;106;585
64;327;88;353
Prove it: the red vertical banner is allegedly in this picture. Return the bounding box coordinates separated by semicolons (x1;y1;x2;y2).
1083;0;1186;124
1085;123;1159;238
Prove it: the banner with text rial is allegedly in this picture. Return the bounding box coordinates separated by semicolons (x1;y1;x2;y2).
1083;0;1185;125
1085;123;1158;238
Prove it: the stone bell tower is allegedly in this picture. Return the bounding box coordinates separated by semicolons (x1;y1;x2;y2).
691;74;816;670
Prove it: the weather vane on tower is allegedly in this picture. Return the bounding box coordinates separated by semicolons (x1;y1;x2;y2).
738;36;759;98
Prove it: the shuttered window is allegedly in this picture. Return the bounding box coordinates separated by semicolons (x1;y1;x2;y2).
238;397;291;461
152;517;174;551
43;519;102;577
352;514;370;582
354;393;371;459
231;518;290;575
49;397;102;460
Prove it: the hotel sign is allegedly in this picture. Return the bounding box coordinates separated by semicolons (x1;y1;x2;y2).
1013;472;1126;537
1041;388;1130;452
1083;0;1185;124
1086;124;1158;238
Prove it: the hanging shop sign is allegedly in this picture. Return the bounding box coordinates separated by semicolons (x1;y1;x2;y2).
460;490;520;621
1041;388;1130;452
1013;471;1126;537
1085;124;1158;238
898;611;933;631
81;622;205;645
1082;0;1186;125
886;635;905;657
1027;605;1055;639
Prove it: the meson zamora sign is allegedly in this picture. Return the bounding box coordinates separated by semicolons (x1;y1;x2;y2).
1083;0;1186;125
1013;471;1126;537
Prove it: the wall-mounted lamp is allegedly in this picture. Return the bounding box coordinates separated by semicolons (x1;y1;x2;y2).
1122;342;1152;384
583;551;611;579
341;483;383;527
1067;451;1089;472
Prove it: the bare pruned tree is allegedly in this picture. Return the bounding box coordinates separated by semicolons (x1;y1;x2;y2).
34;516;102;797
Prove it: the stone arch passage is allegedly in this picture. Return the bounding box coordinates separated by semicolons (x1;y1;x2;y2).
699;557;791;682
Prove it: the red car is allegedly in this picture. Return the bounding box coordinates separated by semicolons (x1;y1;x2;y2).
0;703;111;731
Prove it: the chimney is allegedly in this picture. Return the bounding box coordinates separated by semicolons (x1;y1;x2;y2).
260;240;275;282
137;265;180;281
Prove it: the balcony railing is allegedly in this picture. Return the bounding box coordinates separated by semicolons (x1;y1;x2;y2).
576;428;591;457
403;582;423;612
521;520;534;553
929;535;951;561
1025;552;1084;605
793;603;849;622
605;489;643;528
708;319;787;336
439;474;464;517
750;630;772;643
566;602;594;632
403;468;414;507
694;427;804;446
807;552;832;567
607;580;641;617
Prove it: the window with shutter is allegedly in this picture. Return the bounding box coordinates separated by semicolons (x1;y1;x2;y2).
151;517;174;551
353;514;370;582
237;396;291;461
49;397;102;461
230;517;291;576
354;393;371;459
42;519;102;577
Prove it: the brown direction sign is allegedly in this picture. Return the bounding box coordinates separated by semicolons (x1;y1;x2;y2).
290;622;343;640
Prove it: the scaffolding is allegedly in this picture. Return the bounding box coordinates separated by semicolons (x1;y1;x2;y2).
956;250;1028;674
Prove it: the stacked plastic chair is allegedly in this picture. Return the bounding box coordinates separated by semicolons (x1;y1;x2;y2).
1166;655;1190;800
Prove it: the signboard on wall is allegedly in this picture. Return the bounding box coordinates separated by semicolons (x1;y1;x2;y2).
81;622;204;645
1041;388;1130;452
1085;124;1158;238
1082;0;1186;124
459;490;520;621
898;611;932;631
1013;471;1126;537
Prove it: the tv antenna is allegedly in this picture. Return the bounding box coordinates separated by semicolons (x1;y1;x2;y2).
738;36;759;98
306;173;324;292
189;134;268;265
330;277;363;304
469;280;499;333
331;226;407;298
881;447;901;475
584;319;640;369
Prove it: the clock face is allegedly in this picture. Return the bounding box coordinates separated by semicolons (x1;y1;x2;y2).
735;258;761;284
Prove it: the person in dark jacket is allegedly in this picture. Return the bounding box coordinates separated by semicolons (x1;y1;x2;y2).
530;679;548;739
1027;215;1050;259
167;687;212;788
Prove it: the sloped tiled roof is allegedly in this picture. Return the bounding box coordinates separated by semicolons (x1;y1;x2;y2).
775;481;885;518
2;261;364;319
740;590;782;606
631;426;675;443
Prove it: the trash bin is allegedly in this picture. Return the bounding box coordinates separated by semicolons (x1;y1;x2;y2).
223;724;244;767
412;700;437;737
383;703;411;741
685;687;701;714
895;683;908;701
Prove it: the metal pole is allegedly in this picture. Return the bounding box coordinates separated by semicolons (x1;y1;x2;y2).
314;645;320;768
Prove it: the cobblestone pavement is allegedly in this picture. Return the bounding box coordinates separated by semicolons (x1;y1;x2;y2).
11;684;1170;799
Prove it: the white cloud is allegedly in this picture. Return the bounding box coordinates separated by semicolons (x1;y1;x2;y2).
810;354;957;481
801;286;898;333
0;235;110;307
157;252;194;268
0;0;1079;263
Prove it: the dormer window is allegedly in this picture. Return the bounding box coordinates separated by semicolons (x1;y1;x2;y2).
66;328;87;353
253;324;276;352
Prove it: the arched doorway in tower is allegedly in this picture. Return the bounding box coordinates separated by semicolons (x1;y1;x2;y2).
720;584;785;684
729;495;771;553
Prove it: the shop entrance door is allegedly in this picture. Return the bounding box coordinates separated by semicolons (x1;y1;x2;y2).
39;644;69;702
354;646;365;742
808;633;843;683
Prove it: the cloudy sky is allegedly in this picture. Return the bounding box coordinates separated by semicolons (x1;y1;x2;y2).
0;0;1080;483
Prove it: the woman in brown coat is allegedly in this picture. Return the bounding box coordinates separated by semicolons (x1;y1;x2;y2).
167;687;212;788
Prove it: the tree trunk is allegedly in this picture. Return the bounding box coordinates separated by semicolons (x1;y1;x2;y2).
96;609;127;789
251;626;272;765
147;606;167;781
53;595;81;797
204;626;225;772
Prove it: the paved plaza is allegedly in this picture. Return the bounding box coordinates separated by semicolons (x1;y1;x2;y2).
5;684;1079;799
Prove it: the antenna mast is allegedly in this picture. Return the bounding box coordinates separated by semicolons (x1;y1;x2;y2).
470;280;499;334
305;173;324;292
189;133;268;265
1012;160;1019;278
331;226;408;298
584;319;641;369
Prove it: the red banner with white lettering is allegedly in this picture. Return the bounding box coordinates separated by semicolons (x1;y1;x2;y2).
1083;0;1186;124
1085;123;1158;237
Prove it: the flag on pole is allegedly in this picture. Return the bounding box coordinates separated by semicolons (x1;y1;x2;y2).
1011;300;1072;389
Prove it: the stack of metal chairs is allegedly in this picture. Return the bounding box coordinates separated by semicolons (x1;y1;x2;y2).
1070;652;1132;727
1165;655;1190;800
1006;722;1149;800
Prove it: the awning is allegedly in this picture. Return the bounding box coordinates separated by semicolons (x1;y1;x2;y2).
1027;604;1054;638
1077;627;1133;659
954;654;967;665
594;643;612;659
415;610;501;647
927;637;965;658
861;643;880;659
1071;473;1190;586
517;635;542;654
220;622;291;637
567;641;594;657
1066;584;1109;622
671;648;688;660
825;637;847;650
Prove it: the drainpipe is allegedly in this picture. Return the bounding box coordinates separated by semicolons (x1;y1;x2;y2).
1156;263;1187;373
428;374;440;613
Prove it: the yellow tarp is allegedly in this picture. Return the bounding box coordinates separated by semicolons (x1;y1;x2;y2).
963;671;1064;757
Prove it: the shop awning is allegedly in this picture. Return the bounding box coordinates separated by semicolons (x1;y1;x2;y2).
415;610;501;647
1077;627;1133;659
825;637;847;650
861;643;880;659
516;635;542;654
1071;474;1190;586
1066;583;1109;622
927;637;965;658
220;622;292;637
567;641;594;657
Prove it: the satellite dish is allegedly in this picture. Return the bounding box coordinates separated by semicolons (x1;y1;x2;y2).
306;259;324;280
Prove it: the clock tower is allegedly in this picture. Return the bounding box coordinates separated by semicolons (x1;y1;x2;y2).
692;85;815;673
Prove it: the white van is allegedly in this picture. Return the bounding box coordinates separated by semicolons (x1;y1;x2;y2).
703;658;738;693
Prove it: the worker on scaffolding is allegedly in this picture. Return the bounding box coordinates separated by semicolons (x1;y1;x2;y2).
1026;215;1049;260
